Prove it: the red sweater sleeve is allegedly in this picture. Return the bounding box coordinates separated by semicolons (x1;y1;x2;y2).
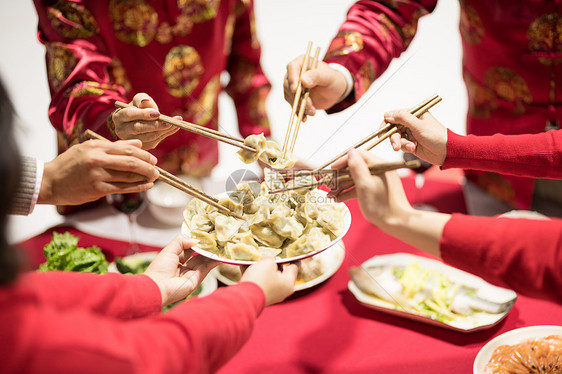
2;277;265;374
442;129;562;178
440;214;562;304
27;271;162;319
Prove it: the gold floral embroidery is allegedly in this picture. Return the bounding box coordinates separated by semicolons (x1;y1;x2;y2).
47;0;99;39
186;76;220;126
110;0;159;47
464;72;497;119
528;13;562;66
356;61;376;97
401;8;427;48
485;67;532;116
459;0;484;45
325;31;364;59
178;0;220;23
107;58;132;93
46;43;77;92
163;45;204;97
69;81;118;98
156;22;174;44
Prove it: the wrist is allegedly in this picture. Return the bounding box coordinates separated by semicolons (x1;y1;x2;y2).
37;161;55;205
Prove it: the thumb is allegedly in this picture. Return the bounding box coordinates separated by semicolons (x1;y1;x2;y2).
301;66;337;88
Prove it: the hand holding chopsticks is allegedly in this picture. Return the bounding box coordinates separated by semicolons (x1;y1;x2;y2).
114;101;257;154
282;42;322;157
315;94;442;170
84;129;243;219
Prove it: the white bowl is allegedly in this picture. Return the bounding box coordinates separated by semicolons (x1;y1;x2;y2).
147;175;203;226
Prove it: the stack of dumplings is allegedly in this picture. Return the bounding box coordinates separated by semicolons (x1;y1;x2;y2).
183;170;346;261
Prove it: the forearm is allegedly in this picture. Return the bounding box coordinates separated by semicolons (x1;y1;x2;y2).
440;214;562;303
29;272;161;319
380;208;450;258
443;129;562;179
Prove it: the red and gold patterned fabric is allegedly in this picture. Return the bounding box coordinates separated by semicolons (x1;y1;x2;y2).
33;0;271;178
324;0;562;209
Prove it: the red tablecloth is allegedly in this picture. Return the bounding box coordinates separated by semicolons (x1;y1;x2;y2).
18;174;562;373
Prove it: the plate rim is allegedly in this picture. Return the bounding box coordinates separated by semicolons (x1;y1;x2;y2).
182;190;351;265
473;325;562;374
347;252;517;333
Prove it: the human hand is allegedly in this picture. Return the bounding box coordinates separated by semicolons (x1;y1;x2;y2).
145;236;218;306
112;93;180;149
329;149;413;229
284;55;348;119
384;110;447;166
240;255;298;306
39;139;159;206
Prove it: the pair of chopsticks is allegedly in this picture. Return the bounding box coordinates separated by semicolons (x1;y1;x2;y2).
314;94;442;170
84;129;243;220
281;42;322;157
269;159;421;193
114;101;257;154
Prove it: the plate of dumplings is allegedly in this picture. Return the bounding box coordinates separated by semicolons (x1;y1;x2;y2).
182;170;351;265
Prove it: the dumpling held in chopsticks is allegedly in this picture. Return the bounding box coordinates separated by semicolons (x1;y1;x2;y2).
237;133;297;169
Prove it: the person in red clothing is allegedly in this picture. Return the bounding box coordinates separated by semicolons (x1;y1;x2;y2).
284;0;562;214
33;0;273;213
0;77;298;372
327;109;562;304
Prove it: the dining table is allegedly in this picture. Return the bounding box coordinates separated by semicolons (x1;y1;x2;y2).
17;169;562;374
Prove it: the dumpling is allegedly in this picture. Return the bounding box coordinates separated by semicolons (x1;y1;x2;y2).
284;227;331;257
214;215;243;243
271;215;304;241
190;214;214;232
184;198;206;222
232;231;259;248
218;197;243;216
257;246;282;257
237;134;266;163
316;205;345;238
251;223;285;248
191;230;219;253
224;242;262;261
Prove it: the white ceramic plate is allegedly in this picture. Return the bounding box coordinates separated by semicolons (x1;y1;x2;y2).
182;190;352;265
213;240;346;291
473;325;562;374
108;251;218;298
347;253;517;333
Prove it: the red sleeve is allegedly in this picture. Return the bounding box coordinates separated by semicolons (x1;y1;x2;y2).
27;271;162;319
224;0;272;138
6;280;265;373
323;0;438;113
440;214;562;303
33;0;126;147
442;129;562;179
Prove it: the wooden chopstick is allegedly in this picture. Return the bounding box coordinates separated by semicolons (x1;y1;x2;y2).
83;129;243;220
268;160;421;193
282;42;313;157
289;46;321;153
114;101;256;153
314;94;441;170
